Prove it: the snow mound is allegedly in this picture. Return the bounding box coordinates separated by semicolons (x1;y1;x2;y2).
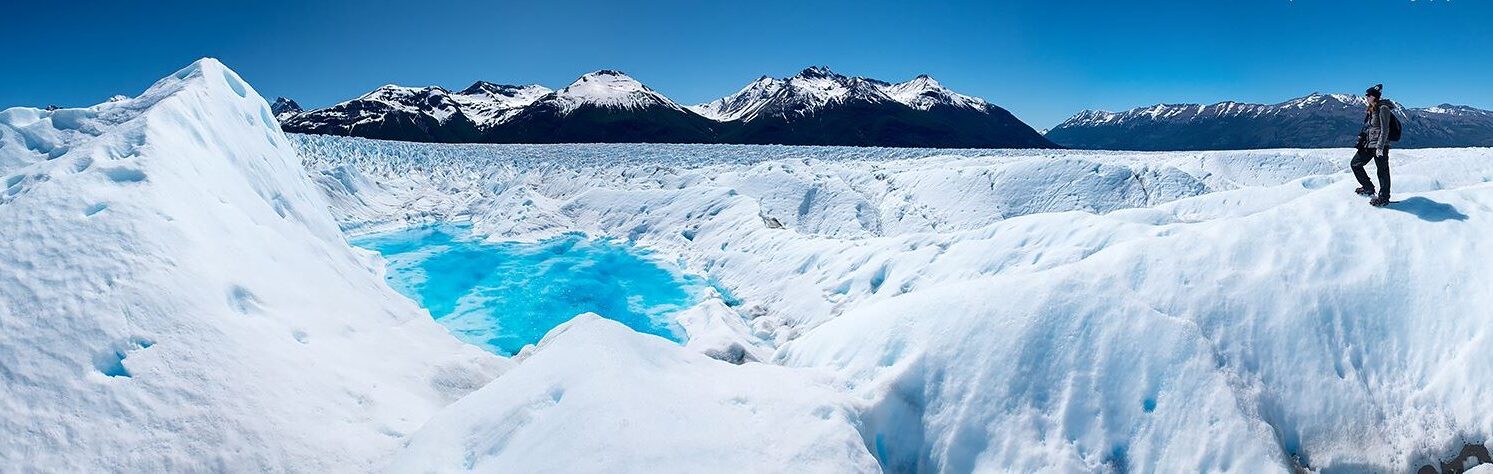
782;175;1493;470
390;314;878;473
0;59;503;471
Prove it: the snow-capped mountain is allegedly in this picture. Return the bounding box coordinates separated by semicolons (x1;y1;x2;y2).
689;76;783;122
280;85;484;142
280;67;1055;148
739;66;898;119
708;66;1056;148
695;68;999;120
545;70;684;115
277;81;551;143
282;71;716;144
450;81;551;125
483;70;718;144
881;74;989;111
270;97;302;120
1047;93;1493;150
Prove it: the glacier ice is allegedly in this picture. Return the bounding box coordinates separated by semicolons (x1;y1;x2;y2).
0;59;503;471
388;314;880;472
299;134;1493;472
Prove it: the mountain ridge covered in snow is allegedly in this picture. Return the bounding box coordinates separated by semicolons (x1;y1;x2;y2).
692;67;991;121
1047;92;1493;150
270;96;301;120
280;67;1057;148
481;70;720;144
708;66;1054;148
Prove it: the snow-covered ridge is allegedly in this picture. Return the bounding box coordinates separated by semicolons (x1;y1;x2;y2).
359;84;466;123
451;81;552;124
881;74;988;111
694;66;994;122
1053;92;1487;128
688;75;783;121
1421;103;1493;117
270;96;301;120
287;66;1006;127
779;66;891;110
279;66;1054;147
284;80;550;133
542;69;688;116
0;59;502;470
457;81;553;106
1048;92;1493;149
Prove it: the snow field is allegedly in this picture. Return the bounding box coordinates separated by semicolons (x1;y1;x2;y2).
299;135;1493;472
389;314;880;473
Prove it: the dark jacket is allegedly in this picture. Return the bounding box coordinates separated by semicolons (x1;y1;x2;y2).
1358;100;1392;153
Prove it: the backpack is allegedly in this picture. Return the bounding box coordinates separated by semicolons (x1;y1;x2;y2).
1383;104;1403;142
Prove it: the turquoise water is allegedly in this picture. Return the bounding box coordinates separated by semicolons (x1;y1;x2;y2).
352;225;702;355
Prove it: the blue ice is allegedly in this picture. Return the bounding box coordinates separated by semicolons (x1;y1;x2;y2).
353;224;702;356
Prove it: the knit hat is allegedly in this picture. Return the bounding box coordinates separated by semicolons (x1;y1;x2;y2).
1366;84;1383;98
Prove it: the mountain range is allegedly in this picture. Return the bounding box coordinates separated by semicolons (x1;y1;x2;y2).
1046;93;1493;150
278;67;1057;148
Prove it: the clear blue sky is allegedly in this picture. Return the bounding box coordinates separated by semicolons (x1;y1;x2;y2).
3;0;1489;128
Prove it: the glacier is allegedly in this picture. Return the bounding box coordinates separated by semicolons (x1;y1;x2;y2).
297;136;1493;472
3;59;1491;472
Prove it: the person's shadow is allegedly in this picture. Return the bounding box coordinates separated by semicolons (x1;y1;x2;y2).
1385;197;1469;222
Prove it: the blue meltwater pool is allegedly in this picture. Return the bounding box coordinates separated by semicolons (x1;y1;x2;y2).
352;225;703;356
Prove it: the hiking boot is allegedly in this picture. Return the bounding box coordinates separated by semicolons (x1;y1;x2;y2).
1370;195;1390;207
1355;187;1376;197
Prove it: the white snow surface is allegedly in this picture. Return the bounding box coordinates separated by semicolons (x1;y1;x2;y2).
0;59;504;471
296;133;1493;473
390;314;879;473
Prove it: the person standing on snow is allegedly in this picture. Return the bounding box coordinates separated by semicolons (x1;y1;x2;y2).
1352;84;1394;207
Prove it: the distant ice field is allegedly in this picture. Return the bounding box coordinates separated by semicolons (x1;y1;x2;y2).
292;134;1493;239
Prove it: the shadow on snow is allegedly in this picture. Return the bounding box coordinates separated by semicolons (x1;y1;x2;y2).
1386;197;1469;222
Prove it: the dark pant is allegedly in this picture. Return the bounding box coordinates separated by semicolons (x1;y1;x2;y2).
1351;148;1390;197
